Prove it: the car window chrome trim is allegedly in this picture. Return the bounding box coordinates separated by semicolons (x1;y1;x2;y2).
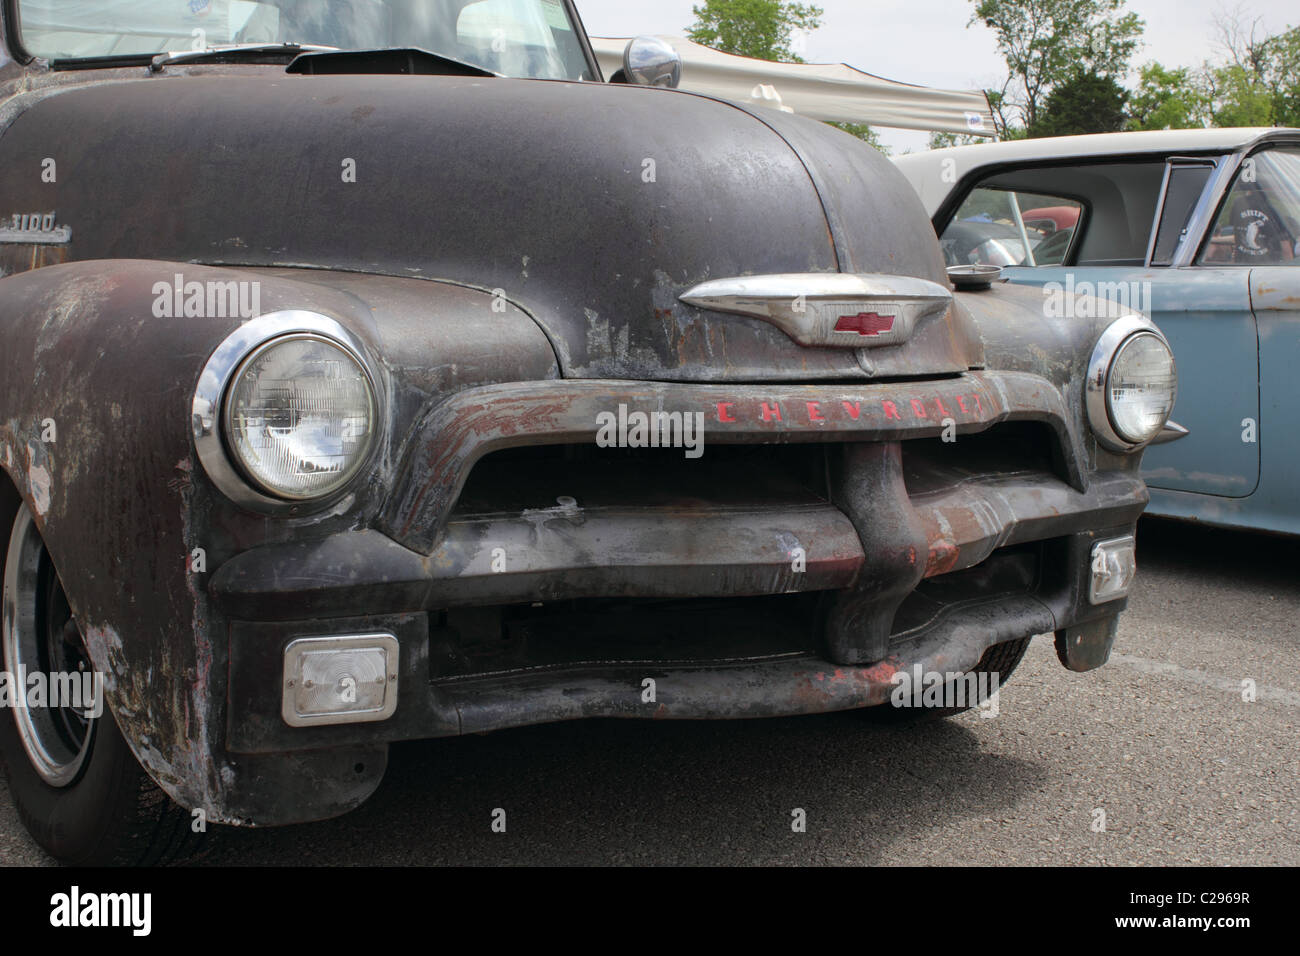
1170;152;1240;268
1144;157;1218;268
192;310;382;514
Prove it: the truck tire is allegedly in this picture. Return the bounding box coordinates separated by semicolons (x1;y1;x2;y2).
0;502;208;865
862;636;1031;723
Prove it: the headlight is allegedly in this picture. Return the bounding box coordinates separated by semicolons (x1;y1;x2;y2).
225;335;376;499
1086;317;1177;452
193;312;380;510
1108;333;1177;444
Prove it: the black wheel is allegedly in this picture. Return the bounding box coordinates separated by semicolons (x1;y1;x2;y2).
0;503;208;865
861;636;1031;723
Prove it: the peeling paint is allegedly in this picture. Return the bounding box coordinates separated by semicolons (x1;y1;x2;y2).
81;623;124;693
25;444;51;518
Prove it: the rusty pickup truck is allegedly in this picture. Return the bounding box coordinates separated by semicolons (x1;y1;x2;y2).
0;0;1172;864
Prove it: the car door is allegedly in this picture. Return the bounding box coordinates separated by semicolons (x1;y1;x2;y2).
1217;147;1300;521
1124;267;1259;498
1000;263;1259;498
1252;265;1300;516
944;165;1261;498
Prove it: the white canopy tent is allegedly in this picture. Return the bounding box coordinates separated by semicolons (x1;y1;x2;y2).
591;36;995;138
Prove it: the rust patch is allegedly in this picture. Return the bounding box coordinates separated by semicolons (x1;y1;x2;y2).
925;541;960;577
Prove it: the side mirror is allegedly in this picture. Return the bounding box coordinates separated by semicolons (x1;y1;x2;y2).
622;36;682;88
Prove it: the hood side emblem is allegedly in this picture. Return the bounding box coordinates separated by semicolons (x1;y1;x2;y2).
0;213;71;245
679;273;950;349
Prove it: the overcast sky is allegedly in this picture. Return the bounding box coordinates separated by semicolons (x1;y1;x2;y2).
573;0;1297;152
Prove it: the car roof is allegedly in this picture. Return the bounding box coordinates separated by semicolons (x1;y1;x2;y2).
894;127;1300;217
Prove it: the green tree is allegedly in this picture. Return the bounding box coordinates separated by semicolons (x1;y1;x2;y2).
1201;63;1273;127
1200;14;1300;127
983;88;1027;139
1127;62;1206;130
1028;69;1128;137
1126;18;1300;132
1262;27;1300;126
970;0;1145;133
687;0;824;62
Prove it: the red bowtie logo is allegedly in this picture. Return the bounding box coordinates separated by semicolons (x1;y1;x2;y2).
834;312;896;336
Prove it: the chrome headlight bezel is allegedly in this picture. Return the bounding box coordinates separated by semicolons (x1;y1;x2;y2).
192;311;381;513
1085;315;1177;453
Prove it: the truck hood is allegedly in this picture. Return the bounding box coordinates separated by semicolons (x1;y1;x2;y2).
0;71;976;381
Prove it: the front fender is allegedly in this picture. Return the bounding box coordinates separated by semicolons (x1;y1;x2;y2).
0;259;557;823
956;281;1152;475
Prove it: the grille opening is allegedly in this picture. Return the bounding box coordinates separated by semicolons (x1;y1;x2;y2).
901;421;1069;494
455;420;1069;518
429;593;823;681
454;443;833;518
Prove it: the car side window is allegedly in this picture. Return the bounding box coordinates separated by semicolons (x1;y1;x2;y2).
1149;161;1215;266
1199;148;1300;266
940;188;1083;269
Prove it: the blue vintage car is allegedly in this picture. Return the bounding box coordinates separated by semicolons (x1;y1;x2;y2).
897;128;1300;535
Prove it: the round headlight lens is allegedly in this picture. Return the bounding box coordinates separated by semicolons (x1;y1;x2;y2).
1107;332;1176;445
225;335;376;500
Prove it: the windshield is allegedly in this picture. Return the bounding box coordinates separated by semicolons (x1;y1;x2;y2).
15;0;593;79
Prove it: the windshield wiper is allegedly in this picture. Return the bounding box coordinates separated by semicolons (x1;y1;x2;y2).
149;43;339;73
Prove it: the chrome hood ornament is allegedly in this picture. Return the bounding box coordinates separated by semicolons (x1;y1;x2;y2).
679;273;952;349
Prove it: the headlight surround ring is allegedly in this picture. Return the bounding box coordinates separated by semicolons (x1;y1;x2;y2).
1086;315;1177;452
192;311;382;513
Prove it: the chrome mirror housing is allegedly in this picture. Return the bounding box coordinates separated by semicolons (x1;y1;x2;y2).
622;36;682;88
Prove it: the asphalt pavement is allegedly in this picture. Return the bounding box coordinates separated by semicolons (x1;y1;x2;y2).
1;517;1296;866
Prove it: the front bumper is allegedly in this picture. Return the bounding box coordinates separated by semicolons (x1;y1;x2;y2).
209;370;1146;761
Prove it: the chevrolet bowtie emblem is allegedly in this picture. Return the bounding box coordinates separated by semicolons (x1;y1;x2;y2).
834;312;896;336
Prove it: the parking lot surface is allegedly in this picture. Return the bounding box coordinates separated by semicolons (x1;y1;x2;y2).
1;518;1295;866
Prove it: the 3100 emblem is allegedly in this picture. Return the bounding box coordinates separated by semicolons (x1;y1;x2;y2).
0;212;72;244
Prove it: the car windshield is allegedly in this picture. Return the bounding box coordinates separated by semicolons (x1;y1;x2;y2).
15;0;593;79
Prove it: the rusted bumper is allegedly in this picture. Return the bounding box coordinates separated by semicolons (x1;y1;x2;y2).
210;470;1143;621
